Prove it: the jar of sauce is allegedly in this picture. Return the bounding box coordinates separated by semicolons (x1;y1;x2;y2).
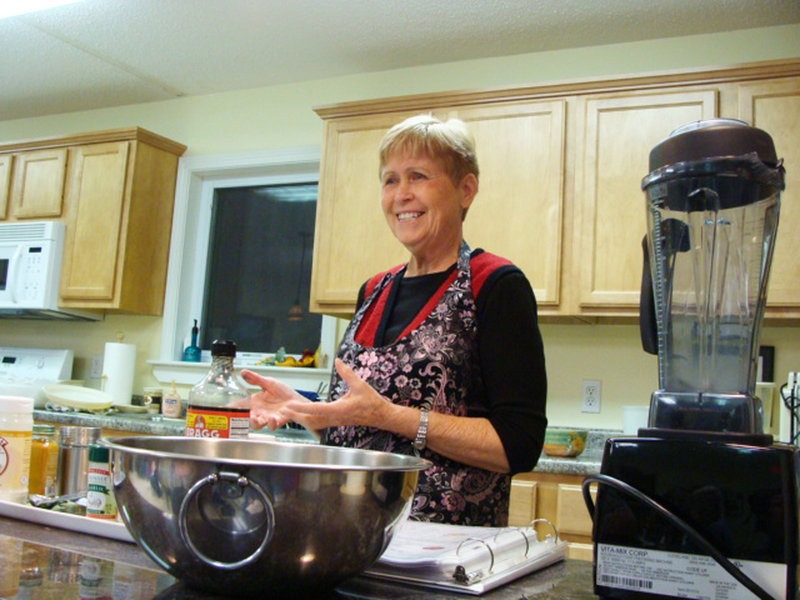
28;424;59;497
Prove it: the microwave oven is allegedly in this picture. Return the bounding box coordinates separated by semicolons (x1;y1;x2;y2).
0;221;101;320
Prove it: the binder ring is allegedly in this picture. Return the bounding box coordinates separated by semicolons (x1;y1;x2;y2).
456;537;495;573
529;518;559;542
492;528;530;557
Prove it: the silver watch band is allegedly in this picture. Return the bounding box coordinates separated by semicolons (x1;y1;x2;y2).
413;408;429;450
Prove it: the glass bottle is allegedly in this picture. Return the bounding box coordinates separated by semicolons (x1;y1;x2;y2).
28;424;59;497
185;339;250;439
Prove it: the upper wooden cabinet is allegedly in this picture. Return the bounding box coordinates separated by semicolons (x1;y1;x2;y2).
454;101;566;309
737;78;800;316
10;148;67;219
574;89;718;313
0;155;10;219
311;59;800;322
0;128;186;315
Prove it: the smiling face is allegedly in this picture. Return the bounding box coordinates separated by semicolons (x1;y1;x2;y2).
380;151;477;274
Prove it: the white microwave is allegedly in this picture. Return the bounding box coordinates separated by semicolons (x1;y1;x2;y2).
0;221;101;320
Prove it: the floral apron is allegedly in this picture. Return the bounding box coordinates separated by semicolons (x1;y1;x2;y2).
323;241;510;526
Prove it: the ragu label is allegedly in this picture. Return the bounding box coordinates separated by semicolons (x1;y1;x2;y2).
185;405;250;439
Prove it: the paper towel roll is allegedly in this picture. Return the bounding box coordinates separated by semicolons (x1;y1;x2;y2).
103;342;136;405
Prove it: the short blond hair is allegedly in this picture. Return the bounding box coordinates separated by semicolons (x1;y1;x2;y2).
378;114;479;185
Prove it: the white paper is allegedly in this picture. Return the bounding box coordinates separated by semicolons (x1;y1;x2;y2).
366;520;568;594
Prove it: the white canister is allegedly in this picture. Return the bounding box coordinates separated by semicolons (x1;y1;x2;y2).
0;396;34;502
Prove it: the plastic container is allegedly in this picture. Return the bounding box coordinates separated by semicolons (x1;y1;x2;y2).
0;396;34;503
185;339;250;439
57;426;101;495
161;380;183;418
28;424;59;497
86;444;117;520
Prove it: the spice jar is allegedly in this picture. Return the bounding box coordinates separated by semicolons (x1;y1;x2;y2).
28;424;59;497
86;445;117;520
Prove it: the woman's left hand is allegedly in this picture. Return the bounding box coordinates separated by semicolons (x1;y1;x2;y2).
281;358;393;430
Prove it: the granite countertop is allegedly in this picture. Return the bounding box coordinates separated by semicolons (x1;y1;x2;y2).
34;409;620;476
0;515;601;599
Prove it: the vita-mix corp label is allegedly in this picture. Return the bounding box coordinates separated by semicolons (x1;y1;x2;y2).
185;405;250;439
596;543;787;600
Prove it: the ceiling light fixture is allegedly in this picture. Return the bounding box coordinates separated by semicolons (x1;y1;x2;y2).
0;0;84;19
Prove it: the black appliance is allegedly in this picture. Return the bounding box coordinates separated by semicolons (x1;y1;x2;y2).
585;120;798;600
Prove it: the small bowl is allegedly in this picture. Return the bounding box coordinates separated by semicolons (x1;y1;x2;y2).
543;428;588;457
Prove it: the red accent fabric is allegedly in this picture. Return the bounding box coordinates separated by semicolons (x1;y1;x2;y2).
354;251;513;347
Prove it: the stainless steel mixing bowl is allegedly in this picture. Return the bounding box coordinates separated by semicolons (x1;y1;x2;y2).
102;436;429;597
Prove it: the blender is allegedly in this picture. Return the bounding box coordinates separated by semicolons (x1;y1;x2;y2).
584;119;797;600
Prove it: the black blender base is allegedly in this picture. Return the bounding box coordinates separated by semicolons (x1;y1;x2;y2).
590;436;798;600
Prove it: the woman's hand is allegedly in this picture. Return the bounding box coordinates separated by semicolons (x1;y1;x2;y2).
240;369;309;430
280;358;394;430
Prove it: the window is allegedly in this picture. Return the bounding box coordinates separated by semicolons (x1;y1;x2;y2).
202;183;321;354
158;147;338;374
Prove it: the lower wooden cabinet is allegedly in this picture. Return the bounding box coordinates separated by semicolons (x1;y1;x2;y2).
509;471;597;561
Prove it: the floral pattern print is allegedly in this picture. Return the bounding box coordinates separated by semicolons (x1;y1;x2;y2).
322;241;510;526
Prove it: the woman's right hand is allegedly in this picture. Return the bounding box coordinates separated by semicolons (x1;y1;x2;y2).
240;369;309;430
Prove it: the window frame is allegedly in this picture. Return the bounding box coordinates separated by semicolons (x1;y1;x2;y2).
154;147;337;388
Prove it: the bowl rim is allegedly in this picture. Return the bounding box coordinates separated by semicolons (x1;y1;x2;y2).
101;435;433;472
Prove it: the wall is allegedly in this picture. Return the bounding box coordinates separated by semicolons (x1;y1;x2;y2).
1;24;798;430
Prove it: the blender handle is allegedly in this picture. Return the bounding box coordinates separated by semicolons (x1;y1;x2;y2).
639;234;658;355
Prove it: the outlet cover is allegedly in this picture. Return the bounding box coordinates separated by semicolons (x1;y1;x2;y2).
581;379;602;413
90;354;103;379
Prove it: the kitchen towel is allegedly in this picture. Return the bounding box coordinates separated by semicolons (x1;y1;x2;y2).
102;342;136;405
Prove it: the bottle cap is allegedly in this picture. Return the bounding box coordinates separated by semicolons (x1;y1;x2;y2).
211;339;237;357
33;424;56;435
88;445;109;463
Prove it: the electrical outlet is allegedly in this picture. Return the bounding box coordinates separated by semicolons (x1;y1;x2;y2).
581;379;602;413
90;354;103;379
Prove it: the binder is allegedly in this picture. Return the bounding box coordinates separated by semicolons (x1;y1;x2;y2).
364;519;568;595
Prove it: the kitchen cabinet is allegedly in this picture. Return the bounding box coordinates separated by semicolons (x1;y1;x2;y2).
574;89;717;313
738;77;800;317
9;148;67;219
0;154;10;218
0;128;186;315
310;58;800;321
509;472;596;561
310;100;566;317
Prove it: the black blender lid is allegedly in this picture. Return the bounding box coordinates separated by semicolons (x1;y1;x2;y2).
648;118;779;172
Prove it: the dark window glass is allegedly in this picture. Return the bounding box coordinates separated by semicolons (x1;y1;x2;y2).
200;183;321;354
0;259;7;290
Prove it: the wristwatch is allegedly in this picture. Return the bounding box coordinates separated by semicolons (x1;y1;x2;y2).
414;408;429;451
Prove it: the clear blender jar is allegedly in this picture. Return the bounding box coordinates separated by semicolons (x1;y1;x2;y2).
640;118;785;433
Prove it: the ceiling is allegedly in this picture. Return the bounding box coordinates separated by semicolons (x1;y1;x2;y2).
2;0;799;122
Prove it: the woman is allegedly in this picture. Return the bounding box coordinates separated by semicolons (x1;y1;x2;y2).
242;114;547;526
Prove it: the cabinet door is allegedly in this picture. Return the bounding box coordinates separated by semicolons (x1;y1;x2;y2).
508;479;538;527
575;90;717;310
310;112;425;315
738;78;800;312
454;100;566;307
60;142;129;301
0;155;10;219
556;483;595;537
10;148;67;218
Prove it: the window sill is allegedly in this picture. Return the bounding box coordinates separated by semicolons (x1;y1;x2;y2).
148;360;332;393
